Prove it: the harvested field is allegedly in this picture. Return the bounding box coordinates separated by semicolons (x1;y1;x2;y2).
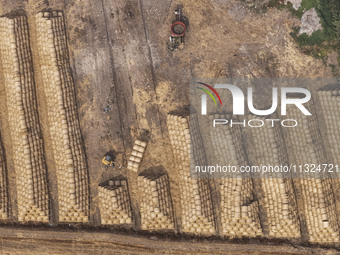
0;0;338;254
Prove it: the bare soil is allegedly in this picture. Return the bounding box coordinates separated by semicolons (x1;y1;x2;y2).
0;0;338;253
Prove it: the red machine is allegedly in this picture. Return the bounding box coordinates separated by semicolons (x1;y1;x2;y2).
167;5;189;51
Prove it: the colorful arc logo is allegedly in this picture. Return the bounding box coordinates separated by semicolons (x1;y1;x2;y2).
196;82;222;106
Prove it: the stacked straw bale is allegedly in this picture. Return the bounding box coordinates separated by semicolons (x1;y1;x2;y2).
248;114;300;238
35;11;89;222
210;114;263;237
167;114;215;235
138;173;174;230
0;15;49;222
98;179;132;225
285;99;339;243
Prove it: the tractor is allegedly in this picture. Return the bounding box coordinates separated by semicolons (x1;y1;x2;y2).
102;154;115;169
167;5;189;51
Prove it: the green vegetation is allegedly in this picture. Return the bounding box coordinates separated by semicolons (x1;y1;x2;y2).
329;0;340;64
242;0;340;73
288;0;340;71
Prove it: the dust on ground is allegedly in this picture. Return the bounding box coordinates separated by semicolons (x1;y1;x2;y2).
0;0;338;252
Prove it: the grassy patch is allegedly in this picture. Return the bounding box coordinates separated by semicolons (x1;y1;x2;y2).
288;0;340;66
242;0;340;68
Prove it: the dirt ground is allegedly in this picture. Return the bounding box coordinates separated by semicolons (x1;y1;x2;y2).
0;226;339;255
0;0;339;253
